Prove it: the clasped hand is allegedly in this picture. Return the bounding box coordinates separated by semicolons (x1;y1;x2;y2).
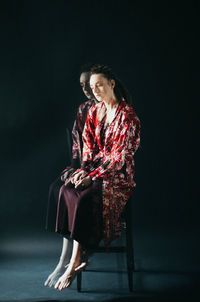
65;170;91;189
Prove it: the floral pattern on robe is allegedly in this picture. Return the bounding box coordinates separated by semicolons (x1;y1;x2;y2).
81;100;140;245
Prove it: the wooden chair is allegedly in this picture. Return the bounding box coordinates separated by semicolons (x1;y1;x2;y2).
76;199;135;292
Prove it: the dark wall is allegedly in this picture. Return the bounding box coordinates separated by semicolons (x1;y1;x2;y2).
0;1;199;234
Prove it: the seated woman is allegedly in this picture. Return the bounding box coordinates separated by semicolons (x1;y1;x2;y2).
53;64;140;291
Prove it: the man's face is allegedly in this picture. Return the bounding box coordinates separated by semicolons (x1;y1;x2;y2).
80;72;93;99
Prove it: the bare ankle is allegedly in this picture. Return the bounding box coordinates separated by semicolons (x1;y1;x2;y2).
69;257;80;268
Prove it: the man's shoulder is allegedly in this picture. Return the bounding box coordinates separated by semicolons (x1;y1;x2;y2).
77;99;95;115
87;100;102;115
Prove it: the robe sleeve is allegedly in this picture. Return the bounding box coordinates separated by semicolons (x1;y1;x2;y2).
71;105;84;160
71;101;92;168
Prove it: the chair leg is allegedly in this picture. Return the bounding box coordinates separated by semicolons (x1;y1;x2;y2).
125;208;134;292
77;271;82;292
126;232;134;291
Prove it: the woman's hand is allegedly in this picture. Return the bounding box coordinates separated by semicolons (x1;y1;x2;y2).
71;170;87;184
64;170;87;186
74;176;91;189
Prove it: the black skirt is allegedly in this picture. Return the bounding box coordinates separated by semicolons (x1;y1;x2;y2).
46;177;103;249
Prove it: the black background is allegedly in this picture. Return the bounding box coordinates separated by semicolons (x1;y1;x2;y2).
0;0;199;257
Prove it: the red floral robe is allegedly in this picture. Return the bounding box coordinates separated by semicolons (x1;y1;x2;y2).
81;99;141;245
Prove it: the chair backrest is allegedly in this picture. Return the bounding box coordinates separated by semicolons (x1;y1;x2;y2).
66;127;72;159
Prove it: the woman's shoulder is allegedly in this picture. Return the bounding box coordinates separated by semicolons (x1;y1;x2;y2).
121;100;140;123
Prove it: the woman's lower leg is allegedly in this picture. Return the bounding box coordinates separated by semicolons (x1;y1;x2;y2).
54;239;82;291
44;237;72;287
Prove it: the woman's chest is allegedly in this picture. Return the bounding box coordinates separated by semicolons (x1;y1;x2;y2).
104;109;117;125
95;117;123;148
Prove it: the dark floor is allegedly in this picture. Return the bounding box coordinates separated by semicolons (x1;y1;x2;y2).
0;226;200;302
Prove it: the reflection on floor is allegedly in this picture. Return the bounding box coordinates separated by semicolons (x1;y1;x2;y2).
0;226;199;302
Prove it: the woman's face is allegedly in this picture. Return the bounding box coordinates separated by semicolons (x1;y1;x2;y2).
80;72;93;99
89;73;115;102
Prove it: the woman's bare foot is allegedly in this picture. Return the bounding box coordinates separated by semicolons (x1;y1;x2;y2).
44;256;88;288
74;249;90;271
54;261;79;291
44;263;68;288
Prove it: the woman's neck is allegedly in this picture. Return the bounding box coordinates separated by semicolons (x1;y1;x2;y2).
104;96;119;110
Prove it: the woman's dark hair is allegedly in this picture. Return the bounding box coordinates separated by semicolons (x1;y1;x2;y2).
90;64;132;104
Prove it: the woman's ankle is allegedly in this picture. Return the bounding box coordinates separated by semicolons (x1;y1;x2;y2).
68;256;80;268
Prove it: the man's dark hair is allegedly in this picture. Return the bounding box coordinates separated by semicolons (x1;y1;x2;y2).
79;63;95;76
